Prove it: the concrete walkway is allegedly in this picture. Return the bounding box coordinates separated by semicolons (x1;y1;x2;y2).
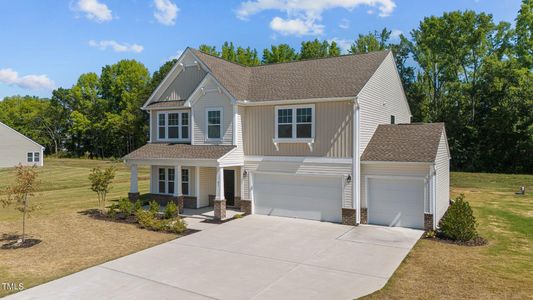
6;215;423;300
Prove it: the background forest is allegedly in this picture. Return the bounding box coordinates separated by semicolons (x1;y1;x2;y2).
1;2;532;173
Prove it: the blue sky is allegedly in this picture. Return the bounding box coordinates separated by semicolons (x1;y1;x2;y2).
0;0;523;99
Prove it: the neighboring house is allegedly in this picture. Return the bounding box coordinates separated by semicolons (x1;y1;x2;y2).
0;121;45;168
124;48;450;230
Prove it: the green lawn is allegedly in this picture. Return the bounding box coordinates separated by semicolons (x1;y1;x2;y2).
365;172;533;299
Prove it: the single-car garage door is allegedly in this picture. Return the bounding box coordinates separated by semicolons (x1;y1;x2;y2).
367;177;425;229
253;173;342;223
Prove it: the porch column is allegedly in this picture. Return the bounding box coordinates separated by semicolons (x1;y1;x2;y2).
175;165;183;213
214;166;226;220
128;164;139;201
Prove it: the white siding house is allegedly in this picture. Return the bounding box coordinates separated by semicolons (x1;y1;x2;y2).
0;122;44;168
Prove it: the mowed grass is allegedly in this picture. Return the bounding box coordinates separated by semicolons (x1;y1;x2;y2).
365;172;533;299
0;159;175;297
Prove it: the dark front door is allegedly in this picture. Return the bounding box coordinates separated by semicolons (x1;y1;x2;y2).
224;169;235;206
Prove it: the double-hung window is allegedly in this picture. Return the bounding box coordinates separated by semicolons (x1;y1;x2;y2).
27;152;40;163
275;105;315;140
206;108;222;140
157;111;190;141
158;167;175;195
181;169;189;195
27;152;33;163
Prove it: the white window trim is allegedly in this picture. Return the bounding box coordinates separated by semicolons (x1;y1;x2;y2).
273;104;315;151
158;167;176;195
156;111;191;142
205;107;223;141
181;168;190;196
27;152;34;163
33;152;40;162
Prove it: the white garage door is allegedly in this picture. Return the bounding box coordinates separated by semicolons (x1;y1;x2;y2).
367;177;425;229
253;173;342;223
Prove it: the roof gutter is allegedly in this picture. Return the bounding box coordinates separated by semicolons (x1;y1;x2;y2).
236;96;356;106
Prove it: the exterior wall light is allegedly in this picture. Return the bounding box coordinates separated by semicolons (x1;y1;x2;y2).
346;175;352;184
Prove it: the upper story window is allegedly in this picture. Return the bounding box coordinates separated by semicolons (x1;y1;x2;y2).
275;105;315;140
157;111;190;142
391;115;395;124
206;108;222;140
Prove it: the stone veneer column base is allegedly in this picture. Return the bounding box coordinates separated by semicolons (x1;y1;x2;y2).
240;199;252;214
214;199;226;220
360;208;368;224
128;192;140;201
342;208;357;226
424;213;434;231
177;196;184;214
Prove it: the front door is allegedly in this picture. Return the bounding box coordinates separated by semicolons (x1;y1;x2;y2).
224;169;235;206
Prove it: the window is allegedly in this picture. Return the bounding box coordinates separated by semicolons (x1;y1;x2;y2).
157;111;190;141
181;169;189;195
27;152;33;163
391;115;395;124
207;108;222;139
167;168;175;195
275;105;315;140
34;152;40;162
158;167;176;195
158;168;166;194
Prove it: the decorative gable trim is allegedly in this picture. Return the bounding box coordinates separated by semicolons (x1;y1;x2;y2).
183;73;236;108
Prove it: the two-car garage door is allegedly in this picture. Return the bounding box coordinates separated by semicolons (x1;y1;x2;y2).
253;173;342;223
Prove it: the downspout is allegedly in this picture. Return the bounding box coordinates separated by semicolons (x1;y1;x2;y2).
431;164;437;230
353;98;361;224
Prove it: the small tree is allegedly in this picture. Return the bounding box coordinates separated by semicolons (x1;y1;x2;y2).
89;165;116;212
1;165;40;243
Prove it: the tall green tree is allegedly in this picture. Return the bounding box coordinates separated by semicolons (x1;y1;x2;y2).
198;44;220;56
349;28;391;54
262;44;298;63
300;39;330;59
515;0;533;68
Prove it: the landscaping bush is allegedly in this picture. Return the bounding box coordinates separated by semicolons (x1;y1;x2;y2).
133;199;143;212
166;218;187;234
135;209;186;234
148;200;160;216
164;201;178;219
438;194;478;242
118;198;134;216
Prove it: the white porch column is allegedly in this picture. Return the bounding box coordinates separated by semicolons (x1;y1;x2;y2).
215;166;225;200
175;165;182;196
195;166;200;208
128;164;139;201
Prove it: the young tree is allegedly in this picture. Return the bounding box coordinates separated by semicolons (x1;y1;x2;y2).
89;165;116;212
1;165;40;243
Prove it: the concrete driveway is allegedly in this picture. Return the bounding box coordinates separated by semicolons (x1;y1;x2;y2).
7;215;423;300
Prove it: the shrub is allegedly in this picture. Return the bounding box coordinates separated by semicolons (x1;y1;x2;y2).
135;210;187;234
148;200;160;216
234;213;244;219
166;218;187;234
438;194;478;241
133;199;143;212
107;203;118;219
118;198;134;216
164;201;178;219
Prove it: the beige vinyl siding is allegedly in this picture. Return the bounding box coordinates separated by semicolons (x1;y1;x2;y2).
0;123;44;168
435;132;450;222
158;67;206;101
192;81;234;145
219;106;244;165
150;109;191;143
358;52;412;154
199;167;216;207
243;101;353;157
361;163;430;209
242;160;352;208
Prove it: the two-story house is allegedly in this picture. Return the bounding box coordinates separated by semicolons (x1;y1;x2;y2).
124;48;450;230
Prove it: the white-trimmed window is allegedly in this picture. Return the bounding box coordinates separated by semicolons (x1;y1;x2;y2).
275;105;315;140
206;108;222;140
181;168;189;195
27;152;33;163
158;167;175;195
34;152;40;162
157;111;190;142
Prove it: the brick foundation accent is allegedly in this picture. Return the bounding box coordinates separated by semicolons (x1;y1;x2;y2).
342;208;357;226
142;194;183;213
233;196;241;208
128;192;140;201
360;207;368;224
214;199;226;220
183;196;197;209
240;199;252;214
208;195;215;206
424;213;434;231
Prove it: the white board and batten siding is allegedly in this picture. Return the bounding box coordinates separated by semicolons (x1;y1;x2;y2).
434;132;451;223
358;52;412;154
0;122;44;168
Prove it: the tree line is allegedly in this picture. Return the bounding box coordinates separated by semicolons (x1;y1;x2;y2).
0;1;531;173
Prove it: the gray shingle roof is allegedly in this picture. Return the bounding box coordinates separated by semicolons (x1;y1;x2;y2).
123;144;235;160
191;48;389;101
361;123;446;163
145;100;186;109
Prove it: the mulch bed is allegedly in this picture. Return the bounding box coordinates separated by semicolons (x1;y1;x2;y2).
1;234;42;250
426;235;488;247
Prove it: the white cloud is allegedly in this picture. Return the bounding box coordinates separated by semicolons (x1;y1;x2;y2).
73;0;113;23
339;18;350;29
0;68;55;91
390;29;402;40
153;0;179;26
166;49;184;61
329;38;352;54
270;16;324;36
88;40;144;53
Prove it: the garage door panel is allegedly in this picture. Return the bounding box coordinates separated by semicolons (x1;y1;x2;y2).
368;178;425;229
254;174;342;223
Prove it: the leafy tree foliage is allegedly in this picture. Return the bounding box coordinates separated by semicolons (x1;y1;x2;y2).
262;44;298;63
89;165;116;212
